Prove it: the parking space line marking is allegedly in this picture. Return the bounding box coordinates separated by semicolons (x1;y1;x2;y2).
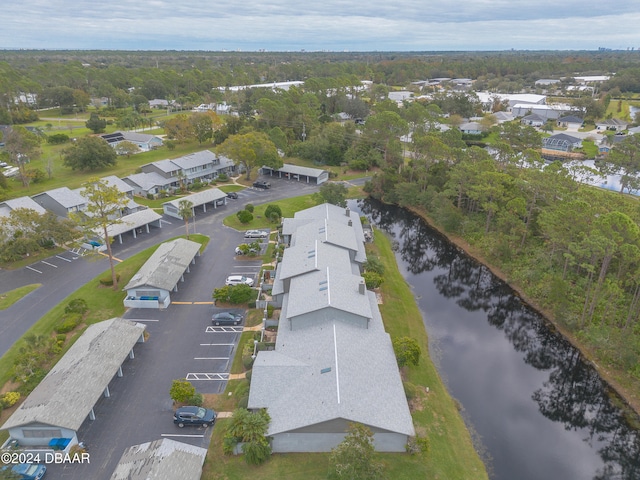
96;251;123;262
26;266;42;273
41;261;58;268
186;373;229;381
200;343;236;346
160;434;204;438
127;318;160;322
194;301;214;305
172;301;193;304
56;255;72;262
194;357;230;360
206;326;243;333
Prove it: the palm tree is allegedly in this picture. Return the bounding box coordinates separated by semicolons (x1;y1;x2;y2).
178;199;194;239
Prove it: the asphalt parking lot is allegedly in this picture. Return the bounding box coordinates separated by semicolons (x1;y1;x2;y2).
1;176;324;479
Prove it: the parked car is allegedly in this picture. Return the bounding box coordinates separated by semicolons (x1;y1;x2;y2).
225;275;254;287
253;180;271;189
226;191;238;199
173;406;216;428
235;244;259;255
1;463;46;480
244;229;268;238
212;311;244;325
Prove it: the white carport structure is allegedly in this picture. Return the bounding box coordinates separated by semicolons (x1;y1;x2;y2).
94;208;164;244
123;238;201;309
0;318;145;450
162;188;227;219
261;163;329;185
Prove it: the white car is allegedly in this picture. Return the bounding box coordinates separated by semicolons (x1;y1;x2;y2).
244;230;268;239
225;275;255;287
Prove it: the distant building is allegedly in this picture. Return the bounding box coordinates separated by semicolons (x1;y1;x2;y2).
542;133;583;152
100;131;163;153
32;187;87;218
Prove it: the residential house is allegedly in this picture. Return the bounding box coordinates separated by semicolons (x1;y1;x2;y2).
556;115;584;130
595;118;629;132
74;176;145;218
248;204;414;453
459;121;483;135
140;150;235;187
521;113;546;127
542;133;583;152
32;187;87;218
121;171;177;197
0;196;47;218
598;134;628;155
101;131;163;152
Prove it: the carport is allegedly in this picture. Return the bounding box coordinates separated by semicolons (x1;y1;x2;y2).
0;318;145;450
261;163;329;185
162;188;227;219
94;208;164;244
111;438;207;480
123;238;201;309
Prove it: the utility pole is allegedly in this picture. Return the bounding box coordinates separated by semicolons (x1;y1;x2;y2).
302;122;306;142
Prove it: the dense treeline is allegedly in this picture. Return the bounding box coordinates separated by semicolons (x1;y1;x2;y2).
2;50;640;117
365;122;640;390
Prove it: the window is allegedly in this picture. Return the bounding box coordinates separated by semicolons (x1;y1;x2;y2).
23;429;62;438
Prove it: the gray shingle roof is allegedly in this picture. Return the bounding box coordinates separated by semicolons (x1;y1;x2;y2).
32;187;86;209
1;318;145;432
269;163;327;178
95;208;163;239
100;175;135;194
123;172;175;191
170;150;216;169
162;188;226;210
249;291;414;437
0;196;47;215
110;438;207;480
123;238;201;291
249;202;414;440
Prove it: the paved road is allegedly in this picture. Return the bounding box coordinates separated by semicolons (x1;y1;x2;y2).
0;176;322;479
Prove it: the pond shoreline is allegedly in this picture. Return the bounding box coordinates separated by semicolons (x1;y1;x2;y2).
405;205;640;419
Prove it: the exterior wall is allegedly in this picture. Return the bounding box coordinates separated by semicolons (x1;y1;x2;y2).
32;195;68;218
271;432;408;453
289;308;368;331
124;287;170;309
140;164;176;179
163;203;182;219
8;424;77;447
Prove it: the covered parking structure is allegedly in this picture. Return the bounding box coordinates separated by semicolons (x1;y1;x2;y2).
123;238;201;309
1;318;145;450
162;188;227;219
261;163;329;185
110;438;208;480
94;208;164;245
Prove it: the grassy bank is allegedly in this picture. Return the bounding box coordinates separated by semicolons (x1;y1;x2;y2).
0;284;41;310
201;212;488;479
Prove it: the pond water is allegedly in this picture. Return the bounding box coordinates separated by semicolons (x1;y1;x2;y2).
356;199;640;480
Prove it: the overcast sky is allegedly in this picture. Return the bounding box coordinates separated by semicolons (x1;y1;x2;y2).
2;0;640;52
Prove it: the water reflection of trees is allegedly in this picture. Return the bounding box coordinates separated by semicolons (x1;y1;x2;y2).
362;199;640;480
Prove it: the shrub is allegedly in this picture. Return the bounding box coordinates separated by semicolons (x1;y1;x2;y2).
0;391;20;408
245;203;254;213
99;274;121;286
264;204;282;222
47;133;70;144
170;379;196;403
217;173;229;182
243;355;255;370
245;369;252;383
364;256;385;275
266;304;274;318
187;392;204;406
403;381;418;401
406;435;430;455
65;298;88;315
213;284;256;305
393;337;422;368
236;209;253;224
55;312;82;334
362;271;384;289
146;193;155;200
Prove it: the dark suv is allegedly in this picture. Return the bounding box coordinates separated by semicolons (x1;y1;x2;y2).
173;406;216;428
253;180;271;189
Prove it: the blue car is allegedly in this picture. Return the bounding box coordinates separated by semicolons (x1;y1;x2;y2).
3;463;46;480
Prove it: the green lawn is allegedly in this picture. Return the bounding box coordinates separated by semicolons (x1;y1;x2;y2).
223;194;319;231
0;284;41;310
201;200;488;480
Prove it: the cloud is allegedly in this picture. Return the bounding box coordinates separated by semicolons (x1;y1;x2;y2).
2;0;639;51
